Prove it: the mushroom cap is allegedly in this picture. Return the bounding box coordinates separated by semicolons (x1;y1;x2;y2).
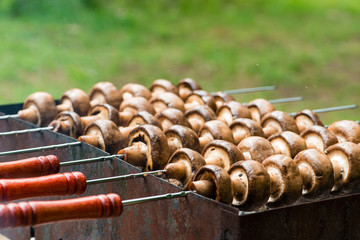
199;120;235;144
23;92;58;127
325;142;360;193
192;165;233;204
230;118;265;145
89;82;122;109
202;140;244;170
217;101;252;125
165;125;201;153
150;79;178;96
228;160;270;210
293;109;324;133
185;90;217;112
126;125;170;171
261;110;300;138
119;97;156;115
328;120;360;144
184;105;216;133
268;131;307;158
150;92;185;113
213;91;235;109
300;125;338;152
294;149;334;199
119;83;152;100
237;136;274;163
177;78;202;100
88;103;120;126
83;119;123;154
127;111;162;129
156;108;192;131
49;111;83;138
60;88;91;116
165;148;206;188
262;154;303;208
246;99;276;123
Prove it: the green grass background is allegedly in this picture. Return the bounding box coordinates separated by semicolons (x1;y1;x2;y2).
0;0;359;124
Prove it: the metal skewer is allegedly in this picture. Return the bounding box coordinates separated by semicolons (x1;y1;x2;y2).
0;126;54;136
122;191;191;206
211;85;276;95
289;104;358;117
60;154;124;167
242;96;303;105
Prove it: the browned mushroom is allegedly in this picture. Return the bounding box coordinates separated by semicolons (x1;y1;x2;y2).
150;79;178;97
294;149;334;199
119;83;152;100
262;154;303;208
118;97;156;126
155;108;192;131
18;92;58;127
177;78;202;100
56;88;91;116
165;125;201;155
198;120;234;150
164;148;206;188
268;131;307;158
325;142;360;193
216;101;252;126
89;82;122;109
228;160;270;210
81;104;120;129
150;92;185;113
118;111;162;137
48;111;83;138
246;99;275;124
293;109;324;133
78;119;124;154
300;125;338;152
189;165;233;204
261;110;300;138
328;120;360;144
118;125;170;171
237;136;274;163
184;90;216;112
230;118;265;145
212;91;235;110
184;105;216;133
202;140;244;171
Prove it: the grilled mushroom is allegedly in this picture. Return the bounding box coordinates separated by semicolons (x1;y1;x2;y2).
81;104;120;128
300;125;338;152
18;92;57;127
89;82;122;109
198;120;234;150
293;109;324;133
119;111;162;137
119;83;152;100
216;101;252;126
213;91;235;110
56;88;90;116
150;92;185;113
184;90;216;112
177;78;202;100
268;131;307;158
184;105;216;133
230;118;265;145
48;111;83;138
237;136;274;163
165;125;201;155
246;99;275;124
261;110;300;138
328;120;360;144
118;97;156;126
150;79;178;97
156;108;192;131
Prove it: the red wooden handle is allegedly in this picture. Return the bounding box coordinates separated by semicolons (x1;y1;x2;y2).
0;172;86;202
0;193;122;228
0;155;60;179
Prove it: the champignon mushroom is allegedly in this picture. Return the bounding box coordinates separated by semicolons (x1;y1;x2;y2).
184;105;216;133
189;165;233;204
48;111;83;138
246;99;275;124
89;82;122;109
118;125;170;171
294;149;334;199
150;79;178;97
81;103;120;129
230;118;265;145
118;97;156;126
328;120;360;144
18;92;57;127
293;109;324;133
150;92;185;113
202;140;244;171
155;108;192;131
56;88;90;116
165;125;201;155
237;136;274;163
261;110;300;138
300;125;338;152
216;101;252;126
325;142;360;194
118;111;162;137
228;160;270;211
177;78;202;100
119;83;152;100
184;90;216;112
268;131;307;158
164;148;206;188
212;91;235;110
262;154;303;208
78;119;124;154
198;120;234;150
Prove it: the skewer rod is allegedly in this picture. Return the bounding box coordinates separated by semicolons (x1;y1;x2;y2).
0;114;18;120
60;154;124;166
0;126;54;136
0;142;81;156
289;104;358;116
122;191;191;206
211;85;276;95
242;96;303;105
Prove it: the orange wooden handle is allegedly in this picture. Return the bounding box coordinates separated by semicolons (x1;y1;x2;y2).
0;172;86;202
0;193;122;228
0;155;60;179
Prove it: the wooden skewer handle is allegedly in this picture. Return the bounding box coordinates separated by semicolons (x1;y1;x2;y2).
0;155;60;179
0;172;86;202
0;193;122;228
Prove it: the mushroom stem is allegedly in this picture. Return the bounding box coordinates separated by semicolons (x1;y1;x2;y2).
81;116;101;129
269;173;282;196
78;135;100;148
49;119;72;136
18;108;39;125
199;134;214;149
118;143;148;168
119;126;136;137
232;126;249;145
167;139;183;156
263;126;278;138
232;178;247;200
164;161;187;181
119;111;134;126
205;155;224;168
190;180;216;199
298;164;313;192
331;161;343;190
56;101;73;113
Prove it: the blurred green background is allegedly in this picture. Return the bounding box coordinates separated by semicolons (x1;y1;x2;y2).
0;0;359;124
